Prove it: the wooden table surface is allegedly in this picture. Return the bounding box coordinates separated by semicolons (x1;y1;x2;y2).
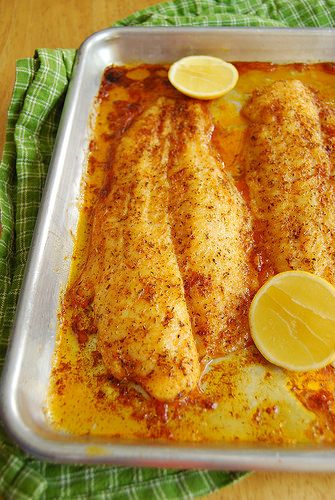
1;0;334;498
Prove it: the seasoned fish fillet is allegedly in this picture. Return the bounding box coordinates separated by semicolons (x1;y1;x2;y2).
243;80;335;283
82;98;200;401
168;101;257;355
320;101;335;175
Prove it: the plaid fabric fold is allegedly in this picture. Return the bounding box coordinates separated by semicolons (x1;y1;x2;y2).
0;1;334;498
114;0;335;26
0;450;47;500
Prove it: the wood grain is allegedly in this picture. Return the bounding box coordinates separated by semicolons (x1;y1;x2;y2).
1;1;335;498
201;472;335;500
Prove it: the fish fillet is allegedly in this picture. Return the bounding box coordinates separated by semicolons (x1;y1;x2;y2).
79;98;200;401
243;80;335;283
168;101;257;355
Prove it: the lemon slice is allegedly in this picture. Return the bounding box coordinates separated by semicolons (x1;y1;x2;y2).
168;55;239;100
249;271;335;372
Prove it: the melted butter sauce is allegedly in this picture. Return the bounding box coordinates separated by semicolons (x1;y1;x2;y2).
48;62;335;444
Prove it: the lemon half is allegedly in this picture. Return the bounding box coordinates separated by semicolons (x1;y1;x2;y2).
249;271;335;372
168;55;239;100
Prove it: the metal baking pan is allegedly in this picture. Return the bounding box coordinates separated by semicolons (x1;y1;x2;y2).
1;27;335;470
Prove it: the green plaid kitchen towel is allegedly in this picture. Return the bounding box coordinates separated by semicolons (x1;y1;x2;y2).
0;0;334;498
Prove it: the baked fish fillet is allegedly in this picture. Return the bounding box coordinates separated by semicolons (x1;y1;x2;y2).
168;101;257;355
87;98;200;401
243;80;335;283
